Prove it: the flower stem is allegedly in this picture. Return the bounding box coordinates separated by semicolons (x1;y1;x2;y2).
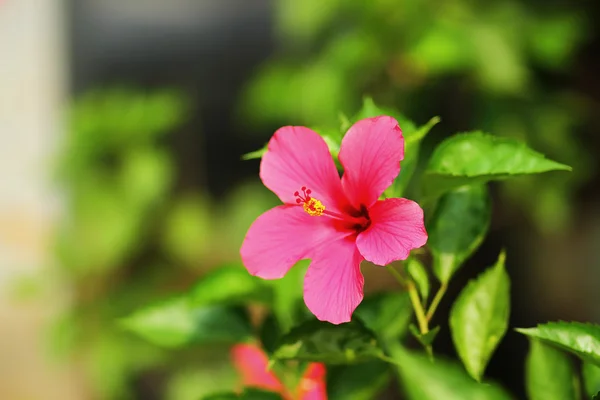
426;282;448;322
386;265;428;335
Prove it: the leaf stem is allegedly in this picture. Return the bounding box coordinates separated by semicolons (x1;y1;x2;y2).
386;265;429;335
426;282;448;322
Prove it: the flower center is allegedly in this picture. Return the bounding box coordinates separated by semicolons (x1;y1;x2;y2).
293;187;370;232
294;187;325;216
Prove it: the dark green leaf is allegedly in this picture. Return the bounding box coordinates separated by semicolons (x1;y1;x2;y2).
189;263;272;306
354;291;412;341
409;324;440;348
449;251;510;381
120;298;252;348
327;360;391;400
424;131;571;198
525;339;579;400
594;391;600;400
272;319;383;364
393;346;512;400
203;388;283;400
583;362;600;398
406;258;430;303
428;184;491;283
259;313;283;355
516;322;600;367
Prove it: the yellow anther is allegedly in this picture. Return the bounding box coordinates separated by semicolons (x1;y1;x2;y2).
303;198;325;216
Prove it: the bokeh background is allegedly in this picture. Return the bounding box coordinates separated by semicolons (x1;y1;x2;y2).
1;0;599;399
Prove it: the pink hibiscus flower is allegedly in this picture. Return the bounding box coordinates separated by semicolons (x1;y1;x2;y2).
240;116;427;324
231;343;327;400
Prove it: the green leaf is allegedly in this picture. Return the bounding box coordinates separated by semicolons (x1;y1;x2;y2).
393;347;511;400
406;258;430;303
203;388;283;400
449;251;510;381
354;291;413;341
189;263;272;306
272;319;383;364
424;131;572;198
327;360;391;400
516;322;600;367
583;362;600;398
409;324;440;348
428;184;491;283
525;339;579;400
594;391;600;400
120;298;252;348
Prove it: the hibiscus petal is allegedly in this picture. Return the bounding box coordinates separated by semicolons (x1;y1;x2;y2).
260;126;347;213
339;116;404;209
230;343;284;392
240;205;346;279
303;236;364;324
356;198;427;266
296;363;327;400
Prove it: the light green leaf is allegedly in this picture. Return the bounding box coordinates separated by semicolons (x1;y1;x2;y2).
449;251;510;381
424;131;571;198
272;319;383;364
406;258;430;303
328;361;391;400
393;347;512;400
583;362;600;398
120;298;252;348
354;291;413;341
428;184;491;283
525;339;579;400
516;322;600;367
189;263;272;306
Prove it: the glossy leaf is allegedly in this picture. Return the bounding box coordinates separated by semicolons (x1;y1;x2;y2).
525;339;579;400
327;360;391;400
406;258;430;303
583;362;600;398
272;319;383;364
393;347;512;400
189;263;272;306
516;322;600;367
120;298;252;348
354;291;413;341
424;131;571;198
428;184;491;283
449;251;510;381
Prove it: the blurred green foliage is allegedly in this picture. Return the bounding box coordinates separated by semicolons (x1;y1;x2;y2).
239;0;593;233
51;88;277;399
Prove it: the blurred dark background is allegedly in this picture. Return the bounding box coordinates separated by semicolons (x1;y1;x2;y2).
1;0;599;398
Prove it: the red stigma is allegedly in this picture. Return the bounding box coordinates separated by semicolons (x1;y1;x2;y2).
294;187;312;203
